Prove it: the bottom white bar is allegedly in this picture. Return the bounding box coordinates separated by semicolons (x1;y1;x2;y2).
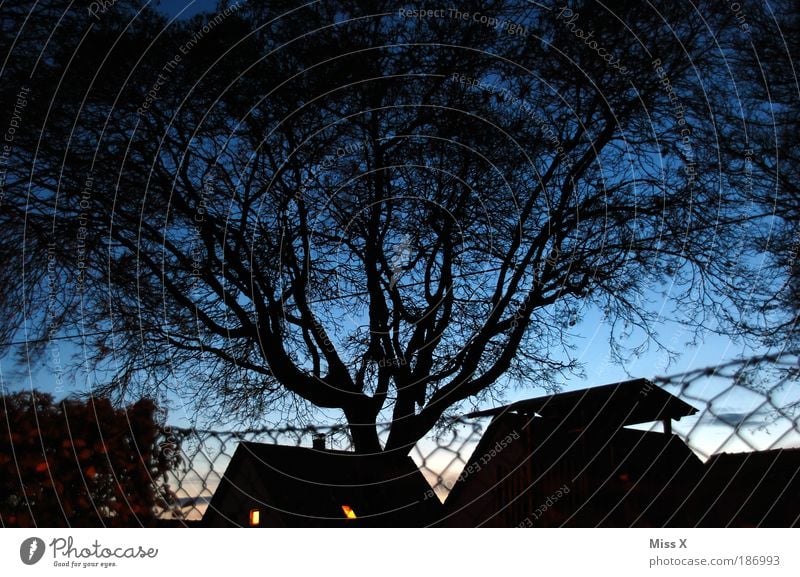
1;529;797;575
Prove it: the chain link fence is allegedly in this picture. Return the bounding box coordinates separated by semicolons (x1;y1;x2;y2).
156;355;799;524
157;418;487;521
655;353;800;458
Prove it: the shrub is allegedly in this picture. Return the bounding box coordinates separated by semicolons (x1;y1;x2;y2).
0;391;179;527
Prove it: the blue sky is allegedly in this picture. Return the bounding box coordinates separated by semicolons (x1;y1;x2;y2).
154;0;217;20
1;0;796;457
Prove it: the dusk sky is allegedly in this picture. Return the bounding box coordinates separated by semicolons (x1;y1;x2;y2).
1;0;790;438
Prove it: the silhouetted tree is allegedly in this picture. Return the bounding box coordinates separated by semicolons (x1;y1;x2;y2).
0;1;789;451
707;0;800;346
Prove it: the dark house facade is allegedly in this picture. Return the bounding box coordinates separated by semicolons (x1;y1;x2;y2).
202;441;441;527
678;448;800;527
438;379;705;527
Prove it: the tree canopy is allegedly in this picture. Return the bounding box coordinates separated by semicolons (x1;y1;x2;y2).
0;0;796;452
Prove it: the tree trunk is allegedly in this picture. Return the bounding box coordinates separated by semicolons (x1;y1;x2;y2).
343;403;382;454
384;412;435;454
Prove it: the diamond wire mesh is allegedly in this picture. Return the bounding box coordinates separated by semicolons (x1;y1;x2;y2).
157;418;486;521
654;354;800;459
155;356;799;523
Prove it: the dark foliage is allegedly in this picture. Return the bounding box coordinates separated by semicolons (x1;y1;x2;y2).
0;391;178;527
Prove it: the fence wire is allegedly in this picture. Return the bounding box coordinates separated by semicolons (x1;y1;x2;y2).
155;356;799;525
655;353;800;459
157;418;486;522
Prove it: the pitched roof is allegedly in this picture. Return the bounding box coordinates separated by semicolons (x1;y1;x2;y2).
466;378;698;427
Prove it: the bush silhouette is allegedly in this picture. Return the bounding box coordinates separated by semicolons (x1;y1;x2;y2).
0;391;179;527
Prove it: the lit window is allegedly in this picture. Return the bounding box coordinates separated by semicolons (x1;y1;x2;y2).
249;508;260;526
341;505;357;519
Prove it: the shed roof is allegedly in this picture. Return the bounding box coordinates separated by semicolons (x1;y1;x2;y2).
466;378;697;426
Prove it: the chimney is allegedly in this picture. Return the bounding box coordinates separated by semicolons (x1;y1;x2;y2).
312;433;326;450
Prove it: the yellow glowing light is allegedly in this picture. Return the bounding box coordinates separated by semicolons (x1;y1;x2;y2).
341;505;357;519
249;508;260;526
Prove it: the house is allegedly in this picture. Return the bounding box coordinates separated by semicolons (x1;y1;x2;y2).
202;437;441;527
437;378;705;527
677;448;800;527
